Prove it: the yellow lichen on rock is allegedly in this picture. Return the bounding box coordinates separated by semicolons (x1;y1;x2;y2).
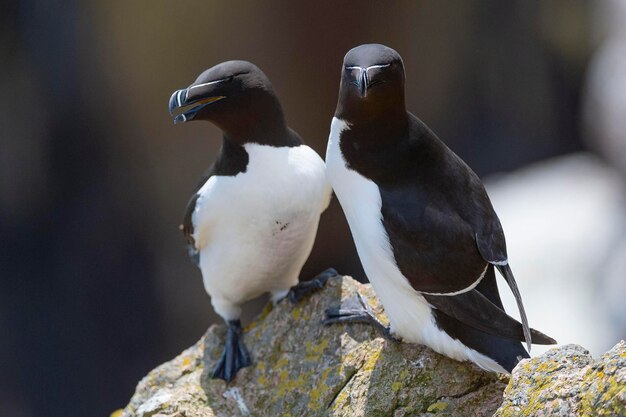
495;341;626;417
427;401;449;412
579;341;626;416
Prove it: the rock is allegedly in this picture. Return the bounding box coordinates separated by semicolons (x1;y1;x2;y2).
494;341;626;416
119;276;506;417
118;275;626;417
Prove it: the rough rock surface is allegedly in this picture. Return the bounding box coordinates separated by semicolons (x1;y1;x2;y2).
119;276;506;417
494;341;626;416
117;275;626;417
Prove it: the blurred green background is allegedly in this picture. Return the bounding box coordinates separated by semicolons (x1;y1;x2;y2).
2;1;625;416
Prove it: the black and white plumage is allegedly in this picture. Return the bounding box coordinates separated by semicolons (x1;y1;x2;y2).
324;44;556;373
169;61;332;381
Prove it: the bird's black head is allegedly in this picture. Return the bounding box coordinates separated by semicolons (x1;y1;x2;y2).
169;61;287;143
335;44;406;122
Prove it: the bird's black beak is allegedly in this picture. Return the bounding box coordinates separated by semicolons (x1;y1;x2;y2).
168;88;225;124
357;69;368;98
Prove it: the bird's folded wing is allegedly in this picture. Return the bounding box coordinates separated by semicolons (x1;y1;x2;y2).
423;290;556;345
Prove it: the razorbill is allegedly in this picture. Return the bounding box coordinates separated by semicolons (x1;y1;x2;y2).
324;44;556;373
169;61;333;381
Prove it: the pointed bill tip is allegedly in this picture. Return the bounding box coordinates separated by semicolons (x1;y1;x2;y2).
168;88;188;115
173;114;187;124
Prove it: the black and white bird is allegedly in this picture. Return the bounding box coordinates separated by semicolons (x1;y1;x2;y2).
169;61;333;381
324;44;556;373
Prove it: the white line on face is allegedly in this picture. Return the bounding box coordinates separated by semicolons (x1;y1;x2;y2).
188;78;227;92
365;63;391;71
345;63;391;74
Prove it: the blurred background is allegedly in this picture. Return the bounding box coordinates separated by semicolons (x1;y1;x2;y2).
1;1;625;416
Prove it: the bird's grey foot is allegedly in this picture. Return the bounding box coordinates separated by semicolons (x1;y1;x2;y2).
324;292;399;342
212;320;251;382
287;268;339;304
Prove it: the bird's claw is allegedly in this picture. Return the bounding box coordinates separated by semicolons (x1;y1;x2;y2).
286;268;339;304
324;292;399;343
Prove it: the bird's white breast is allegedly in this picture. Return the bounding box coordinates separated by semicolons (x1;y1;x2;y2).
326;117;506;373
192;143;330;317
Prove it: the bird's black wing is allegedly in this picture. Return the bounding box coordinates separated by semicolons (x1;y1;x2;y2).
181;165;215;267
380;185;491;293
378;114;554;347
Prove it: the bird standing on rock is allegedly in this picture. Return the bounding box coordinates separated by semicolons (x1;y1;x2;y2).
324;44;556;373
169;61;334;382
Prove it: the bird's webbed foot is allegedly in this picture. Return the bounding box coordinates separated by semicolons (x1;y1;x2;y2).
286;268;339;304
212;320;251;382
323;292;399;342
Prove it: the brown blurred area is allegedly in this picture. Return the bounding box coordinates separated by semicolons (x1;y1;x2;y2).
0;1;606;416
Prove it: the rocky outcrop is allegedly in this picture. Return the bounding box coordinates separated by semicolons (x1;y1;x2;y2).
494;341;626;416
116;275;626;417
118;276;506;417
